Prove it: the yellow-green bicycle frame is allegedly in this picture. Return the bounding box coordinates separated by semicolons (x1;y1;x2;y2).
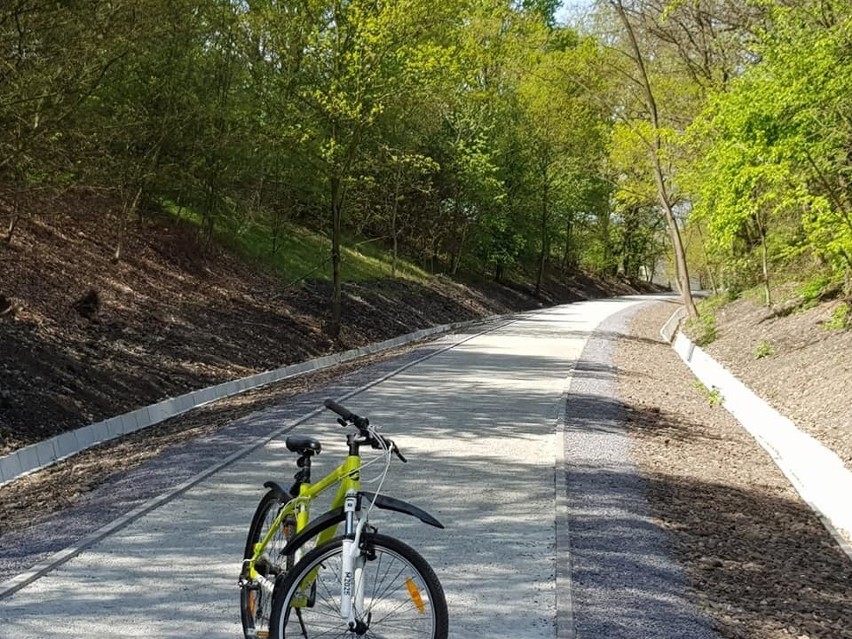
246;453;361;584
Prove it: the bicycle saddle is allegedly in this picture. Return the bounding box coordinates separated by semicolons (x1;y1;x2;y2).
285;435;322;455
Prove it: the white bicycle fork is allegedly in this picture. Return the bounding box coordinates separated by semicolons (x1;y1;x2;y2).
341;492;367;630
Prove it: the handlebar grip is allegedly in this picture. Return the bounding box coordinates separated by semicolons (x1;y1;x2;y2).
324;399;354;421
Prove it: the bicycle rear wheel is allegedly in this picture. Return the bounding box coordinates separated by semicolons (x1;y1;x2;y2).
241;490;295;639
269;533;448;639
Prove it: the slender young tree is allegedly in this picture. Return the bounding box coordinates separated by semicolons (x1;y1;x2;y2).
608;0;698;316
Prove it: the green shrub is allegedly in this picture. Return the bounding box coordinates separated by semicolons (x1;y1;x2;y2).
798;276;833;311
694;381;724;407
687;313;718;346
724;288;740;303
825;302;851;330
697;294;730;315
754;340;775;359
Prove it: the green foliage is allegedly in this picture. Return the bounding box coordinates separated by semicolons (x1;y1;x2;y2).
754;340;775;359
693;381;724;407
825;302;851;331
21;0;852;320
686;313;717;346
163;201;427;283
798;276;833;311
697;294;730;316
683;1;852;296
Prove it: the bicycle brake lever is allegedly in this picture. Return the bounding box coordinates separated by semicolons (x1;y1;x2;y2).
337;417;348;427
393;445;407;463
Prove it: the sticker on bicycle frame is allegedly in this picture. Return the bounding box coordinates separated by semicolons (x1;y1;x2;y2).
344;496;358;512
406;577;426;614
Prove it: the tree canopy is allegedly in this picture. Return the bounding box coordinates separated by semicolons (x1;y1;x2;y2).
3;0;850;329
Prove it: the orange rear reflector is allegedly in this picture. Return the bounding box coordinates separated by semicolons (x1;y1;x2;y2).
405;577;425;614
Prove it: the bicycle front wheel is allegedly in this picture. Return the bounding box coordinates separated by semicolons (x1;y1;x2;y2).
241;489;295;639
269;533;448;639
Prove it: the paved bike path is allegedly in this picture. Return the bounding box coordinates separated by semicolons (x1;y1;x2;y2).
0;296;715;638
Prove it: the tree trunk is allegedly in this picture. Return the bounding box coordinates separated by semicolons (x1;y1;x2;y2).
328;174;343;340
656;174;696;310
758;217;772;307
561;217;572;273
114;185;143;263
694;223;718;295
535;164;549;297
4;214;17;244
391;170;400;278
612;0;698;318
4;182;21;244
452;222;467;275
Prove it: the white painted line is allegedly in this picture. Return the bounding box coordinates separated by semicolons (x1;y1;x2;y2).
0;315;505;488
555;366;577;639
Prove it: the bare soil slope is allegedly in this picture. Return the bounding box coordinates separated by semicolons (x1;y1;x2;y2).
693;295;852;471
618;301;852;639
0;195;643;455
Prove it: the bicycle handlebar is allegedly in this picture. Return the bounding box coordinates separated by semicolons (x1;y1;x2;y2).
323;398;407;463
324;398;370;429
324;399;356;422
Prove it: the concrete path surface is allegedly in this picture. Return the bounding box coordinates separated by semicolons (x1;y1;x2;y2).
0;296;715;638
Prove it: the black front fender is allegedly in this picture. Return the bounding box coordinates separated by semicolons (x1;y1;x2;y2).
271;491;445;559
361;492;444;529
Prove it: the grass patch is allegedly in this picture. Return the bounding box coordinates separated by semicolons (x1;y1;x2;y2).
684;294;728;346
686;313;718;346
798;276;833;311
694;381;724;407
161;200;428;283
825;302;851;330
754;340;775;359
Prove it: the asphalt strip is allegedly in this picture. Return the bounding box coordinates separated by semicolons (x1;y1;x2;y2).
559;302;719;639
0;318;516;599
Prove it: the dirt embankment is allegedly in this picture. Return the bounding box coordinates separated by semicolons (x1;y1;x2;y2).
0;194;646;456
693;295;852;472
618;301;852;639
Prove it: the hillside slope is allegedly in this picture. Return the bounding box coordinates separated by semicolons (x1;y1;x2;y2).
0;198;647;455
686;292;852;472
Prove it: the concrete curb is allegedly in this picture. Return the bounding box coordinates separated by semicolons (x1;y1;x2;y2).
670;329;852;561
660;306;687;343
0;317;517;599
0;315;504;488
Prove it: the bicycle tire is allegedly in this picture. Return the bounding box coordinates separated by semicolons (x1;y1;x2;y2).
241;489;295;639
269;533;448;639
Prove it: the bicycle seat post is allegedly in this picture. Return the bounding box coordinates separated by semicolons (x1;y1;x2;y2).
289;453;313;498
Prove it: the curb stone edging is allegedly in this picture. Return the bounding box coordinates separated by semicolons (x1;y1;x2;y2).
0;317;518;599
660;306;687;343
0;315;504;488
665;313;852;562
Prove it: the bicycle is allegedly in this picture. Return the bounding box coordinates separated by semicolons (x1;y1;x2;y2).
238;398;449;639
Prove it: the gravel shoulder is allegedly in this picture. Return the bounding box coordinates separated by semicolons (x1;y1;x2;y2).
617;301;852;639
